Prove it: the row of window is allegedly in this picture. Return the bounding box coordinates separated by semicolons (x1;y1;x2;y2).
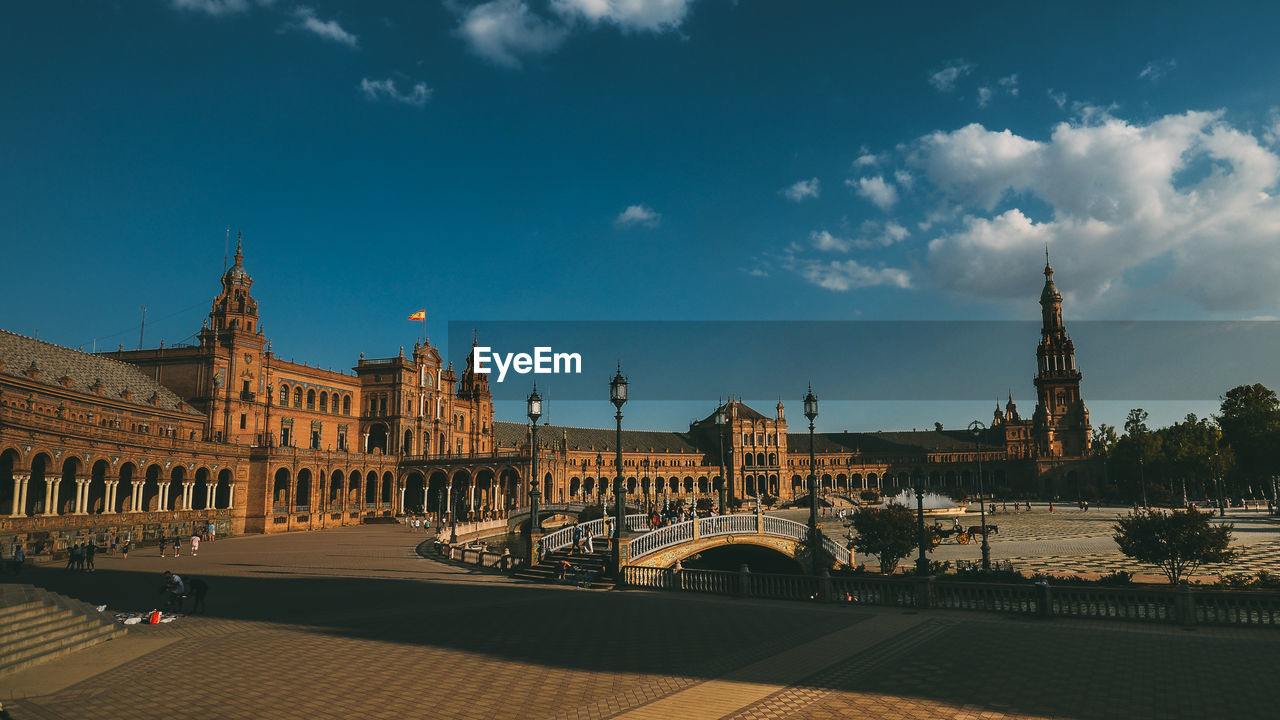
279;384;353;415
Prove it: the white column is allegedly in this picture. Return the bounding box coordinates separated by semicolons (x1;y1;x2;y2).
227;484;235;510
132;484;143;512
205;482;215;509
9;475;26;517
159;484;170;511
104;481;117;514
45;481;58;516
73;479;87;514
445;484;452;514
183;482;195;510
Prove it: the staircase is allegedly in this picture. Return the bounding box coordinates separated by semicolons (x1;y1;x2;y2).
512;548;615;589
0;584;127;676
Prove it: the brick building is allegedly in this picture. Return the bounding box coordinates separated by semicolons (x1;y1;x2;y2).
2;240;1100;552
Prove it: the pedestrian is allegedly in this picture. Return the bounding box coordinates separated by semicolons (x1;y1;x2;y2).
160;570;185;612
185;576;209;614
159;536;168;558
190;533;201;557
173;535;182;557
65;543;78;570
207;523;216;542
121;536;131;559
85;540;97;572
584;526;594;554
571;523;582;555
11;544;24;575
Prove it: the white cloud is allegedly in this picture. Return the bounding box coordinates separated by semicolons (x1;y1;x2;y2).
893;169;914;190
918;110;1280;311
998;74;1019;96
928;59;973;92
360;78;433;107
1047;89;1067;109
292;6;358;47
797;258;912;291
551;0;694;32
782;177;821;202
457;0;569;68
616;204;661;227
811;230;850;253
977;86;993;108
1138;58;1177;82
170;0;250;15
853;152;880;167
849;175;899;210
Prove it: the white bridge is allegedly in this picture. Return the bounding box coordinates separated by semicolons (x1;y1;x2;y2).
539;513;852;569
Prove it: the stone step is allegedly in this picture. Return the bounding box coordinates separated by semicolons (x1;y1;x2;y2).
0;615;106;658
0;608;84;646
0;599;57;626
0;622;125;677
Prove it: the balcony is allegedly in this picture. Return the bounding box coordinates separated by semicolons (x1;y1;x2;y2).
240;390;256;401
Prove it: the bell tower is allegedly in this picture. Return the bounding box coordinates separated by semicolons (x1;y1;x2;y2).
1032;252;1090;457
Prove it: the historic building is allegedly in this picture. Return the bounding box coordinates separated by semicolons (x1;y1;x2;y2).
2;242;1100;554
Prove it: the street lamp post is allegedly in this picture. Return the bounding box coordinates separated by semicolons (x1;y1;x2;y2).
448;480;457;543
804;386;821;575
716;403;728;515
527;385;542;562
913;469;929;576
611;366;628;577
969;420;991;571
1138;454;1148;509
1214;451;1225;517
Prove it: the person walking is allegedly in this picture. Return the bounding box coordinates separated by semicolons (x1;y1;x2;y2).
159;536;168;558
173;535;182;557
85;540;97;572
10;544;23;575
185;576;209;614
121;535;131;559
207;523;216;542
571;523;582;556
584;526;594;554
190;532;201;557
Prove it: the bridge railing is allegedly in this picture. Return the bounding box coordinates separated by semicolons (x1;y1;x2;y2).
829;575;916;607
540;514;650;553
1050;584;1177;622
698;513;758;537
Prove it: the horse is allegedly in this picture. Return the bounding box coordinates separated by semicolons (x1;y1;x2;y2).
967;524;999;536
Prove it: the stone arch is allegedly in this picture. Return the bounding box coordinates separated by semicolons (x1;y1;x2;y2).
142;464;162;512
569;476;581;498
403;428;414;455
116;462;137;512
167;465;186;511
273;467;291;508
215;469;233;509
53;456;80;515
24;452;52;516
88;459;109;514
367;424;388;454
192;467;211;510
320;390;329;412
381;471;394;504
427;470;449;519
404;471;426;514
450;468;473;521
329;470;345;509
297;468;312;510
365;470;378;506
0;447;16;515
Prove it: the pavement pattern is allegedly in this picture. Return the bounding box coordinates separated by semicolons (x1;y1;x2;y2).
1;523;1279;719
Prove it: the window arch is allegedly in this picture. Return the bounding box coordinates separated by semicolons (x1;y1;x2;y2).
343;396;351;415
293;387;302;408
278;384;289;406
319;391;328;412
307;389;316;410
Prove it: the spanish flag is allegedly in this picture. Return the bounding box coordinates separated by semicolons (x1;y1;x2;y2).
407;309;426;321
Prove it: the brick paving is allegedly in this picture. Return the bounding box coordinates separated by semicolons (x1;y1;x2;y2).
2;524;1279;719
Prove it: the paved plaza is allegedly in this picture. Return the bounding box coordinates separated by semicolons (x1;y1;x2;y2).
2;522;1280;720
809;504;1280;580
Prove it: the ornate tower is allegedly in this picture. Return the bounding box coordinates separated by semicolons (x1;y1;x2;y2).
198;232;267;444
1032;255;1090;457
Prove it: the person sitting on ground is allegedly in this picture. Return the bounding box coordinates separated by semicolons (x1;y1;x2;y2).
161;570;186;612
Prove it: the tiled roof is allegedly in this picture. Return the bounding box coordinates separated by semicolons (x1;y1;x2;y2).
493;421;701;453
0;329;198;415
787;429;999;455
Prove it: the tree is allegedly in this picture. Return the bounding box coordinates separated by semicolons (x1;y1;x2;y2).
1217;384;1280;500
1112;508;1239;584
1091;424;1118;457
845;504;937;574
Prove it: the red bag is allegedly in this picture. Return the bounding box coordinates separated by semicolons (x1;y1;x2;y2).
148;610;162;624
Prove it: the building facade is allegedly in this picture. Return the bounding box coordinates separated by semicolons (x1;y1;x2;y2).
2;243;1100;553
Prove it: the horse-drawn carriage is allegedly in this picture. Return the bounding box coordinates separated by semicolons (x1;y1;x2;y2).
934;521;999;545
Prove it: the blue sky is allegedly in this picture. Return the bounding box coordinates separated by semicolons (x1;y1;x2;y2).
4;1;1280;433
